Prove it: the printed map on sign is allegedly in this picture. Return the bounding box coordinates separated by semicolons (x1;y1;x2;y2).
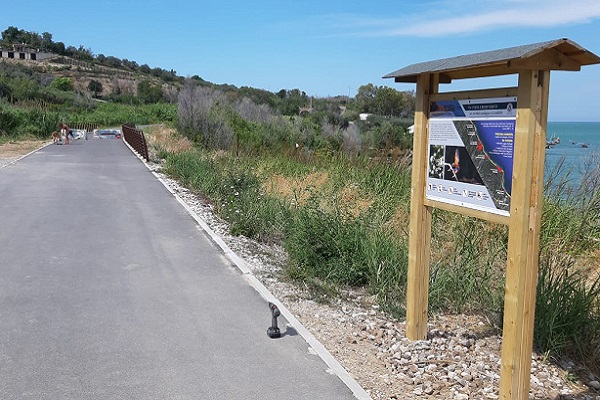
427;97;517;216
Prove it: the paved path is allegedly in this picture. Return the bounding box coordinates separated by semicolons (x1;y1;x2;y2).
0;138;367;399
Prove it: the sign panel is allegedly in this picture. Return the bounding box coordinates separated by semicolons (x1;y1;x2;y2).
427;97;517;216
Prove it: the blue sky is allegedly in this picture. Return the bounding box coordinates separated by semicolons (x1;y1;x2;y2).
3;0;600;121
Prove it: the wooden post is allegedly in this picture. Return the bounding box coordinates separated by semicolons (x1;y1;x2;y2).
406;73;437;340
499;69;549;399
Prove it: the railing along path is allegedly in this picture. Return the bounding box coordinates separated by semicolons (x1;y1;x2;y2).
122;124;149;162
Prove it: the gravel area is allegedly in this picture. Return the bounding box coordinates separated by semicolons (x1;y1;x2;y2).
2;142;598;399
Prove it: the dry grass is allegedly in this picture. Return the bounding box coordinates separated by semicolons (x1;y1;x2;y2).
146;125;194;154
384;205;410;234
0;140;47;158
263;172;329;204
338;184;374;218
263;172;376;220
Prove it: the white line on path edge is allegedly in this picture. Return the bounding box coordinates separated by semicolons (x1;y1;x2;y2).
123;139;372;400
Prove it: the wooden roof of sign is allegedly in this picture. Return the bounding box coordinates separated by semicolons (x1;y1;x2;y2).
383;38;600;83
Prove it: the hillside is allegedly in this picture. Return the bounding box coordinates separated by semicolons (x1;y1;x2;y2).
0;55;170;100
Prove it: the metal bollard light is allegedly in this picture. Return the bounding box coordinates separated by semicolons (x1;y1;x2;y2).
267;302;281;338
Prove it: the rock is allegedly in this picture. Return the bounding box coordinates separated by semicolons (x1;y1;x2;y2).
423;385;435;395
588;380;600;390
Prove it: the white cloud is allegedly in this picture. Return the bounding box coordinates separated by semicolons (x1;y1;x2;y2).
332;0;600;37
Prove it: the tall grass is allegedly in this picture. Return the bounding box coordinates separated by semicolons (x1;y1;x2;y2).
429;213;507;318
163;149;412;311
163;150;224;199
157;136;599;376
284;197;371;285
533;157;600;373
535;261;600;372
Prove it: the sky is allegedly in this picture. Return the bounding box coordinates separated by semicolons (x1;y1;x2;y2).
3;0;600;121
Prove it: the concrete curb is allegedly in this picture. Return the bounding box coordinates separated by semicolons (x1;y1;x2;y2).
123;139;372;400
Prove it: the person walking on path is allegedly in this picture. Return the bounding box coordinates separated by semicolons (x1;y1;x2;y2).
60;122;72;144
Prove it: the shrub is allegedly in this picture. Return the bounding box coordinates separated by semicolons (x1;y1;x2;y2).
49;77;73;91
163;150;223;197
219;170;287;242
284;199;371;286
0;106;20;136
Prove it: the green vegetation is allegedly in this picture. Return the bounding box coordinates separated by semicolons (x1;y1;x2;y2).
3;24;597;379
0;101;177;138
162;150;411;301
160;139;599;377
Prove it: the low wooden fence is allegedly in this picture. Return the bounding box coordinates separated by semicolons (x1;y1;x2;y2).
68;122;99;132
122;124;149;162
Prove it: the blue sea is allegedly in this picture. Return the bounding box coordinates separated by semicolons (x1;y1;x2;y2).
544;122;600;185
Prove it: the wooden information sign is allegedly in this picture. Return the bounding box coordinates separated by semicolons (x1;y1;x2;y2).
383;39;599;399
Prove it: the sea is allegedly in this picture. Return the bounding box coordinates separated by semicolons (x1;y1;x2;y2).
544;121;600;186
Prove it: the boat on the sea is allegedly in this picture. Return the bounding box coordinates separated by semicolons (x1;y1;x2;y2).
569;141;589;148
546;134;560;149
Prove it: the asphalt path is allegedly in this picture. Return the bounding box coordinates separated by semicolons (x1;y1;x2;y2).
0;138;365;399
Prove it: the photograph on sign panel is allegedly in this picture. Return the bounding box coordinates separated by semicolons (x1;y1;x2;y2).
428;145;445;179
443;146;485;186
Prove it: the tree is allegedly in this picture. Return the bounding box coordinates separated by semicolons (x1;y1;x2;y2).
104;56;122;68
50;77;73;91
277;88;308;115
51;41;65;55
374;86;404;117
121;58;139;71
355;83;377;113
41;32;53;51
139;64;151;74
137;79;163;104
178;78;233;149
1;26;24;44
354;84;415;117
76;45;94;61
11;78;39;101
64;45;77;57
88;80;103;97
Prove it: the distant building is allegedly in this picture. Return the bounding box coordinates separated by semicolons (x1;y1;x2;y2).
0;43;55;61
